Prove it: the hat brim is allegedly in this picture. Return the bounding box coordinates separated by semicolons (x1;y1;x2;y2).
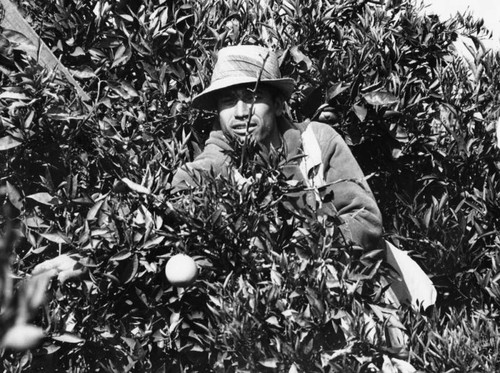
192;76;295;111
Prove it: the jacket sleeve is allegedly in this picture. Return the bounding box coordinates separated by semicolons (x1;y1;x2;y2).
171;130;231;192
311;122;383;251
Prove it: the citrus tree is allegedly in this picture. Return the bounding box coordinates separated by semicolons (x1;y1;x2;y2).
1;0;500;372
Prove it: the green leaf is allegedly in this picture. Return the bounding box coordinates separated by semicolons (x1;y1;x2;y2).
362;91;398;106
496;117;500;149
360;249;385;261
86;199;105;221
141;236;165;250
326;83;348;101
46;109;70;121
289;46;312;70
69;66;97;80
51;333;85;344
69;46;85;57
109;249;132;262
120;177;151;194
0;91;30;100
39;232;70;244
0;136;22;151
40;344;61;355
111;45;132;68
6;181;23;210
265;316;280;327
353;104;367;122
259;358;278;368
2;29;37;53
25;216;48;228
0;34;13;59
26;192;61;206
392;148;402;159
119;255;139;284
107;80;139;100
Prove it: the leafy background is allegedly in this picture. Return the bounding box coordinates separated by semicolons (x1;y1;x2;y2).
0;0;499;372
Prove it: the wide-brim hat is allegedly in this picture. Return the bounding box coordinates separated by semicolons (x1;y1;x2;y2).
192;45;295;111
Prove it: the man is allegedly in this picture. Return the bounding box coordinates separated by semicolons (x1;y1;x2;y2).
172;45;383;251
32;45;383;280
172;44;436;316
32;44;436;326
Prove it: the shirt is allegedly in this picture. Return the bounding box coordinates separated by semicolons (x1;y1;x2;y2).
171;117;383;250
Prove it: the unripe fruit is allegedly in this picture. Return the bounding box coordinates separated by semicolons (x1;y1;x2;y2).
1;324;44;350
165;254;198;287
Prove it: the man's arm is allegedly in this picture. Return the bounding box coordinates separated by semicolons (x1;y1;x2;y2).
311;121;383;250
170;130;232;192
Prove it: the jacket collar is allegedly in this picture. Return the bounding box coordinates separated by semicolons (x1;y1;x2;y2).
278;116;302;162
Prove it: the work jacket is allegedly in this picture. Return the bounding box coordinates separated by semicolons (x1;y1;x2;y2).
171;117;383;251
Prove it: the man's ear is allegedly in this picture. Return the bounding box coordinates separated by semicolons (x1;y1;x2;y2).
274;96;284;117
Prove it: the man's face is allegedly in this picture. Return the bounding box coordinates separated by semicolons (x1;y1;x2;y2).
216;85;283;147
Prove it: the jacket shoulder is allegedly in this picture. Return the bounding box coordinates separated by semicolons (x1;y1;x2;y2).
307;121;341;139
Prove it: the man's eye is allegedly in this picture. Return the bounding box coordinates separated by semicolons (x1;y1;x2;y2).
253;90;267;100
242;92;255;102
219;96;236;105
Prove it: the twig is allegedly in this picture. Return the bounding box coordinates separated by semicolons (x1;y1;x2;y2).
239;51;270;172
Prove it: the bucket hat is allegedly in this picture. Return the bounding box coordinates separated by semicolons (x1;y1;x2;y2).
192;45;295;110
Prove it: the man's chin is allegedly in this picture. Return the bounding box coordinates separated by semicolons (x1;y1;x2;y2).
233;133;255;143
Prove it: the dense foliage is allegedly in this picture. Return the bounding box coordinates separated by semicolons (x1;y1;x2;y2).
1;0;499;371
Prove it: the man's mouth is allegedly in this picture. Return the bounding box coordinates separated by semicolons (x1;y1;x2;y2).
232;122;257;136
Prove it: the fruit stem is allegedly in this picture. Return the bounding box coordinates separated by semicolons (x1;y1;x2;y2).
176;287;185;298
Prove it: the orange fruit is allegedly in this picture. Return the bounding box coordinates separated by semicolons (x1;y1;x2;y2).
165;254;198;287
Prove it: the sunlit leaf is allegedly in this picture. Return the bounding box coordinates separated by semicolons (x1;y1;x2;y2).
26;192;60;205
120;177;151;194
0;91;29;100
107;80;139;99
353;104;367;122
0;135;22;151
6;181;23;210
496;117;500;149
39;232;70;244
25;216;48;228
326;83;348;101
2;29;37;53
265;316;280;327
40;344;61;355
86;199;105;221
289;46;312;70
70;66;97;80
51;333;85;344
259;358;278;368
362;91;399;106
110;249;132;262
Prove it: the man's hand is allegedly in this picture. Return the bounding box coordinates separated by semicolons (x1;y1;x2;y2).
32;255;86;283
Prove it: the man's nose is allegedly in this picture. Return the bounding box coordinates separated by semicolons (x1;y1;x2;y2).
235;99;249;118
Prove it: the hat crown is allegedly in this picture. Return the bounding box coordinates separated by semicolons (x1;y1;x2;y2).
211;45;282;85
191;45;295;110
